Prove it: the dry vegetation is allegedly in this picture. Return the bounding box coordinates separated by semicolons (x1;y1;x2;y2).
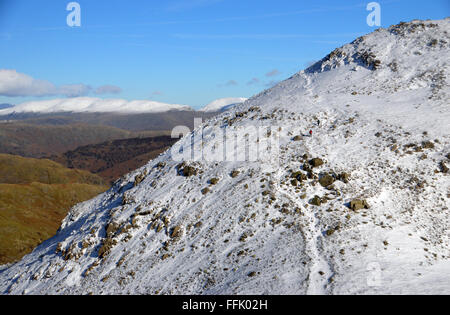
0;154;108;264
51;136;177;184
0;122;134;158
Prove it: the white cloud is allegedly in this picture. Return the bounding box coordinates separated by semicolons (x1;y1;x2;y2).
0;69;120;98
0;69;56;97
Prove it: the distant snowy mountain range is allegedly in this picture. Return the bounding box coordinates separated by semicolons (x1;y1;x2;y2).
0;97;246;115
0;18;449;295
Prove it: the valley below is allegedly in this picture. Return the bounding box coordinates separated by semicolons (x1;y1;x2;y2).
0;110;216;265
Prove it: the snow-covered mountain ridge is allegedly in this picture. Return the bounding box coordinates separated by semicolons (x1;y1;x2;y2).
0;18;449;295
0;97;248;115
0;97;193;114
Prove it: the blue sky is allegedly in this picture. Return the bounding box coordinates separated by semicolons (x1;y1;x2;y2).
0;0;448;109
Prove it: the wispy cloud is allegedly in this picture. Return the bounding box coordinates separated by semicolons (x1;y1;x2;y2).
266;69;281;77
225;80;238;87
59;84;92;98
247;78;260;86
164;2;375;25
172;32;364;40
166;0;223;11
152;91;164;96
95;85;122;95
218;80;238;88
25;2;378;33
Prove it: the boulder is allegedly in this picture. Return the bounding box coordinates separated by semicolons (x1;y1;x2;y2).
230;170;240;178
182;166;198;177
310;196;322;206
310;158;324;168
440;161;448;173
106;222;120;238
319;174;335;187
134;173;146;187
156;162;166;168
349;199;370;211
337;172;350;183
422;141;435;149
291;171;307;182
209;178;219;185
171;226;183;239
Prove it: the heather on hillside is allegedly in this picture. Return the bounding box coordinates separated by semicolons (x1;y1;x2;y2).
0;154;108;264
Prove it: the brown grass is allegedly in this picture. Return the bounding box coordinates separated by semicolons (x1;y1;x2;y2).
0;154;108;264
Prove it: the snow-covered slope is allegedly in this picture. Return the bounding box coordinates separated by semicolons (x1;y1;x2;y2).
0;97;193;114
199;97;248;112
1;19;449;295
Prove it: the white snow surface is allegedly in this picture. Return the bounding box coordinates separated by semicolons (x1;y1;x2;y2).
199;97;248;112
0;19;449;295
0;97;193;114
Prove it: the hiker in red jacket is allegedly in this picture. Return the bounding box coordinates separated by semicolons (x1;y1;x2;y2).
309;130;313;137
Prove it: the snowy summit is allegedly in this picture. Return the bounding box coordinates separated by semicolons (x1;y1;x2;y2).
0;97;193;114
0;19;449;295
